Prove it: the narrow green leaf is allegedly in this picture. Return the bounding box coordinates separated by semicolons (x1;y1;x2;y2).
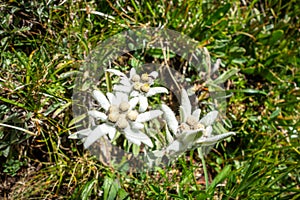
261;69;284;83
0;96;28;110
270;108;281;119
59;70;80;79
227;89;267;95
103;177;113;200
52;101;72;118
205;3;231;26
81;179;97;200
213;68;239;85
117;188;129;200
68;113;87;127
208;165;232;194
107;179;119;200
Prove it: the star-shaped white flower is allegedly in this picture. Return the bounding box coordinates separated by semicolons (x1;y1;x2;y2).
69;90;163;149
161;88;235;155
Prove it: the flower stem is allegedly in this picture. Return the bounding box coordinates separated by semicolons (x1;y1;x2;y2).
198;147;209;189
105;71;112;92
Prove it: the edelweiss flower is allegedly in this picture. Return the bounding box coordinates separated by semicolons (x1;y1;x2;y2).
106;68;168;112
161;88;235;154
69;90;163;149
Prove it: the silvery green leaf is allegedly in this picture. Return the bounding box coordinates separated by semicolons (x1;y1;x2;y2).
161;104;178;134
146;87;168;97
165;123;174;143
113;84;131;93
136;110;163;123
131;122;144;130
196;132;235;146
84;125;107;148
88;110;108;121
199;110;218;126
179;106;187;123
92;90;110;111
213;68;239;85
149;71;158;79
124;128;153;147
129;97;139;109
192;109;201;120
106;69;127;78
181;88;191;117
68;128;91;139
138;95;148;112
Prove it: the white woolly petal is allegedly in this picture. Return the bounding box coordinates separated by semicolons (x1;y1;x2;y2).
124;128;141;146
149;71;158;79
106;69;127;77
178;129;202;144
192;109;201;120
115;92;128;105
130;90;139;97
129;68;137;79
68;128;91;139
113;85;131;93
204;126;213;137
124;128;153;147
138;95;148;112
88;110;108;121
129;97;139;109
181;88;192;116
131;122;144;130
136;110;163;123
84;125;107;149
161;104;178;134
211;59;221;74
146;87;169;97
92;90;110;111
199;110;218;126
100;123;116;140
106;92;115;105
120;78;132;86
196;132;235;146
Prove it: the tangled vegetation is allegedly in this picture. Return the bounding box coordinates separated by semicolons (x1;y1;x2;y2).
0;0;299;199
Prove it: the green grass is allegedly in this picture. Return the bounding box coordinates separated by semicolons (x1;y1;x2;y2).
0;0;299;199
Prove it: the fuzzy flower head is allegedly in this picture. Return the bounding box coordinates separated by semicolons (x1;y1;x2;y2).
106;68;168;112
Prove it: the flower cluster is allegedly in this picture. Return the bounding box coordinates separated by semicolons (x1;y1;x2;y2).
69;64;236;166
